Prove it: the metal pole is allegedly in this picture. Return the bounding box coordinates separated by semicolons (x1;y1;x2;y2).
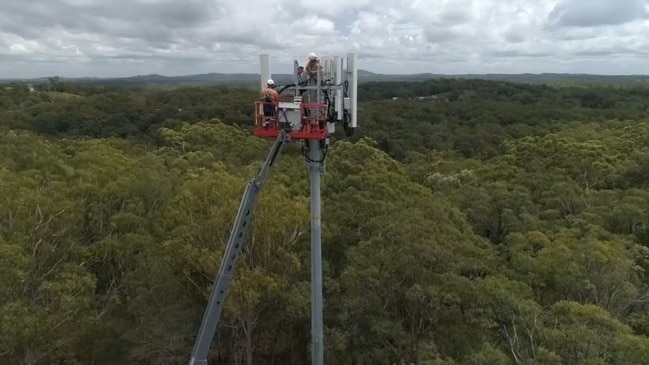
309;139;324;365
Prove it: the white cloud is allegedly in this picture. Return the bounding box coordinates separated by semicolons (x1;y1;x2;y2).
547;0;649;28
1;0;649;78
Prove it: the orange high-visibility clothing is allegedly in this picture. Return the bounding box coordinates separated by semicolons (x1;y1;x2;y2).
261;87;279;103
306;59;322;75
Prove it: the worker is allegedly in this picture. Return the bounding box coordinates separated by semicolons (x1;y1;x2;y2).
297;66;305;84
305;52;322;81
260;79;279;127
295;66;308;99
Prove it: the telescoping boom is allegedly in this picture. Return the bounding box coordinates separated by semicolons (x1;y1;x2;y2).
188;130;290;365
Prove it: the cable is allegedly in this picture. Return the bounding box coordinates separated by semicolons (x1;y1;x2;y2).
343;109;353;137
321;89;336;124
278;84;296;94
301;140;328;164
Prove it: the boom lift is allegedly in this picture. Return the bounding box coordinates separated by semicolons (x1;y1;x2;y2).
189;53;358;365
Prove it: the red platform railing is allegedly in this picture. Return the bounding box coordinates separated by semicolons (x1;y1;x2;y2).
300;102;328;133
253;101;278;128
253;100;328;140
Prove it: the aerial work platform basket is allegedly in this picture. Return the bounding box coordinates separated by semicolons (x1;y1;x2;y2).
254;99;328;140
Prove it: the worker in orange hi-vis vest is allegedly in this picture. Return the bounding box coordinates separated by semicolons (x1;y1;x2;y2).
305;52;322;80
260;79;279;127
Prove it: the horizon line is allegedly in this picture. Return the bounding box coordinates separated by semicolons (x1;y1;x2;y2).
3;70;649;81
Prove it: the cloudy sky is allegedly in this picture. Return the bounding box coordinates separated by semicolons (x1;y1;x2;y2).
1;0;648;78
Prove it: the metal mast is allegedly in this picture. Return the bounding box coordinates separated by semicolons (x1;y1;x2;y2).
307;71;325;365
309;140;324;365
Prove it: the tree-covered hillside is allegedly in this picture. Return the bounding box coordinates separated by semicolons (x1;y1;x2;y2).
2;78;649;364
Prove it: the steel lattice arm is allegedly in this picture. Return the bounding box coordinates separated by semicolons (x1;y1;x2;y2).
189;130;290;365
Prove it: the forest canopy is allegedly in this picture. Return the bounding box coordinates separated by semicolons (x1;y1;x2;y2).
2;78;649;364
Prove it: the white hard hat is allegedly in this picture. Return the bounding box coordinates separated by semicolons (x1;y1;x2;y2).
309;52;317;60
267;79;274;85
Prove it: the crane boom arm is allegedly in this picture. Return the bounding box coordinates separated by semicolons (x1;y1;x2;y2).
189;130;290;365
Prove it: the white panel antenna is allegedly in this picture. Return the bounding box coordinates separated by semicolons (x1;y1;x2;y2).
260;54;270;91
347;53;358;129
334;57;343;122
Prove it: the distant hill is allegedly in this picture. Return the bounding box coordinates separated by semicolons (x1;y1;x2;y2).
3;70;649;87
